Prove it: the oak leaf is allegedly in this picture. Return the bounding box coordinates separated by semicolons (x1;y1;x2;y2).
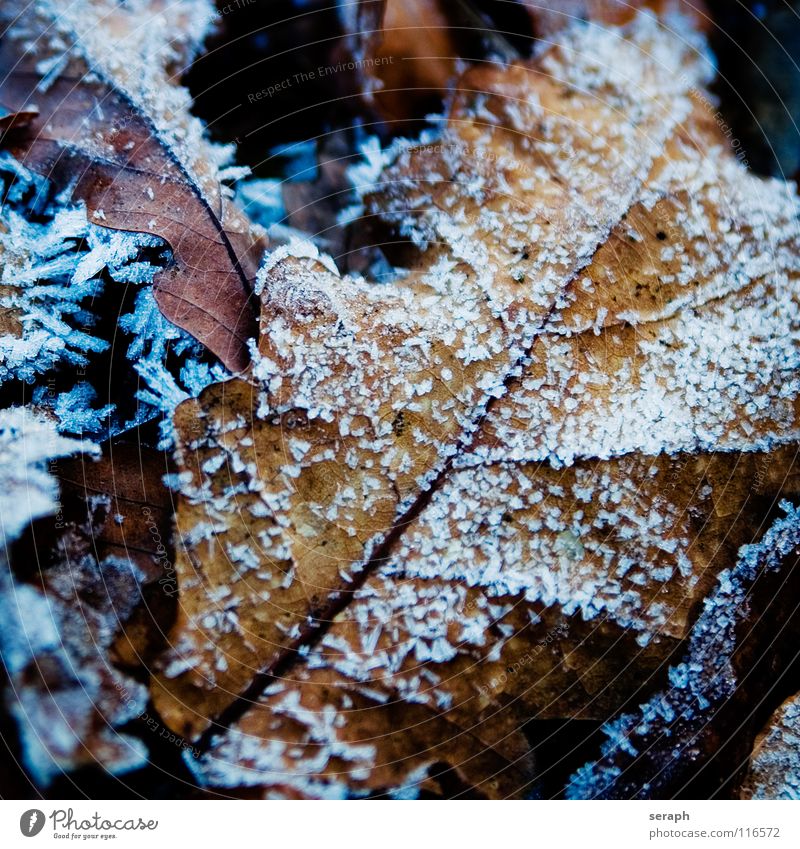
151;14;800;797
567;504;800;799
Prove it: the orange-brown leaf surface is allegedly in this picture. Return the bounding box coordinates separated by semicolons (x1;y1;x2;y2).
145;12;800;798
741;691;800;799
352;0;460;122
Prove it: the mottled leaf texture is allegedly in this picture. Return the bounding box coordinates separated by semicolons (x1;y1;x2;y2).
741;690;800;800
143;11;800;799
567;503;800;799
1;419;181;783
520;0;710;36
54;441;174;583
0;0;264;372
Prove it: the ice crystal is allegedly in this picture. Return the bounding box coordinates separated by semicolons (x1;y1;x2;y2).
0;406;97;546
0;152;229;443
566;503;800;799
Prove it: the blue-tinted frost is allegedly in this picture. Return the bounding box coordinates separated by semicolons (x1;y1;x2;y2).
0;153;229;444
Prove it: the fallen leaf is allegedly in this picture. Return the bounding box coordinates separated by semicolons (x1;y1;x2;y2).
189;448;800;798
741;690;800;800
53;440;175;585
151;250;508;732
566;503;800;799
149;12;800;801
3;553;152;786
48;439;179;671
0;0;265;372
520;0;710;37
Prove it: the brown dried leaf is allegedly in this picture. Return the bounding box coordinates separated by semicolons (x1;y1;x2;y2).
566;504;800;799
48;440;179;672
520;0;710;37
6;554;151;785
152;14;800;797
188;448;800;798
345;0;461;122
151;251;510;732
54;441;175;584
741;691;800;800
198;668;537;799
0;0;264;372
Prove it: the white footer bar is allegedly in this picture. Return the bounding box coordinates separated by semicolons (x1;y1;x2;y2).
1;799;797;848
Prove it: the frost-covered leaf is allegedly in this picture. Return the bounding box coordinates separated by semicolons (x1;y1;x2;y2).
0;554;151;786
0;103;37;133
45;438;179;676
0;0;265;372
566;503;800;800
0;409;149;785
188;443;799;792
741;690;800;800
53;439;176;587
190;450;800;798
145;13;800;801
520;0;710;36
